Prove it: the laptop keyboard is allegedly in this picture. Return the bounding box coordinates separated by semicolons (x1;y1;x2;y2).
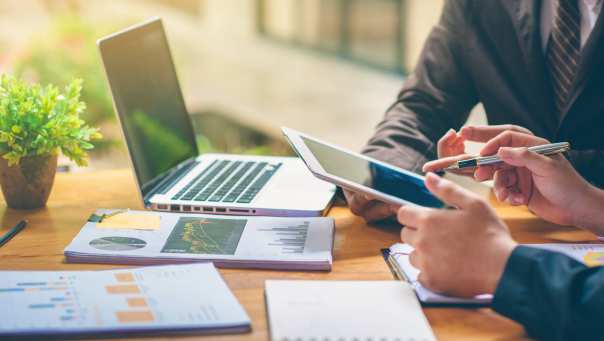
171;160;282;204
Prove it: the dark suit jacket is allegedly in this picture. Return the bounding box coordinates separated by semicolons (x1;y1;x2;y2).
493;246;604;340
363;0;604;187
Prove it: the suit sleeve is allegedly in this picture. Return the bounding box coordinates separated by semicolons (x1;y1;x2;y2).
565;150;604;189
362;0;479;172
493;245;604;341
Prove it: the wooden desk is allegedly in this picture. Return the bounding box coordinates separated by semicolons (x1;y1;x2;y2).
0;169;598;340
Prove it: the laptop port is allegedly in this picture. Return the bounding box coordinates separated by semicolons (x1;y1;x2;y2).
193;207;201;211
216;208;227;213
203;207;214;212
170;205;180;211
157;204;168;210
182;205;191;212
229;208;250;213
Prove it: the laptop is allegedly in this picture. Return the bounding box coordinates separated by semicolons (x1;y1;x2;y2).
98;18;336;217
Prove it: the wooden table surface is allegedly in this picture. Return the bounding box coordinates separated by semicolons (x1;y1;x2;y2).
0;169;599;340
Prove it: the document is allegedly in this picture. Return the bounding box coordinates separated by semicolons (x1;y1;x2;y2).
0;263;250;338
65;210;334;270
265;280;436;341
386;242;604;305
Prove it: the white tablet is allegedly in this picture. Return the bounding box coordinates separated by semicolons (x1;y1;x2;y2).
282;127;444;208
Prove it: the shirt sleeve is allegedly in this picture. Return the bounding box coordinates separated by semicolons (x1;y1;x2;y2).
493;245;604;341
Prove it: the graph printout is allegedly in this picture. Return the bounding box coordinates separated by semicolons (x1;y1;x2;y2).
64;210;334;270
0;263;250;337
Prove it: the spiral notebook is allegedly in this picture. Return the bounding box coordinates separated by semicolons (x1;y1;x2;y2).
265;280;436;341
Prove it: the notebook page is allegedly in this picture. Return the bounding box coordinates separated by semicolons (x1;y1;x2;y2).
265;280;436;341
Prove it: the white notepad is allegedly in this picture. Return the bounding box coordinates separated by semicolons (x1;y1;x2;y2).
265;280;436;341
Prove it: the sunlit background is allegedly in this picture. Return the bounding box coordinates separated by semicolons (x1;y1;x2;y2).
0;0;486;172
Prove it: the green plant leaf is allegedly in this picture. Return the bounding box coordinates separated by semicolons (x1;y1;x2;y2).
0;75;101;165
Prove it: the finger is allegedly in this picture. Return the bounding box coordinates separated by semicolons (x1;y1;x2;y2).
460;124;534;143
474;165;495;181
397;205;435;228
417;272;436;292
362;201;397;222
480;131;549;156
493;169;516;202
347;192;370;215
512;168;533;205
493;169;517;189
437;129;457;148
495;186;510;203
409;250;421;269
424;173;481;209
401;227;419;247
422;154;472;173
498;147;556;177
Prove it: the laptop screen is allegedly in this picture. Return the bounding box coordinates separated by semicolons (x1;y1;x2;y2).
99;19;198;198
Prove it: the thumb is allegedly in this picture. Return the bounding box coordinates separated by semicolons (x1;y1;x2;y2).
498;147;555;176
424;173;482;209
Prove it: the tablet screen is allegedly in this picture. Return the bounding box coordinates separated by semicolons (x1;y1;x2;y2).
301;136;444;208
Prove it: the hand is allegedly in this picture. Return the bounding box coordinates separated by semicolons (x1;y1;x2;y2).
344;189;398;223
423;125;534;180
398;173;517;297
479;131;604;230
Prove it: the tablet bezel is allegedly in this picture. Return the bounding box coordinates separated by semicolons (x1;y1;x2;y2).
282;127;435;207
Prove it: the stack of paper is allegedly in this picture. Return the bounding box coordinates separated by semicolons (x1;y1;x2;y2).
64;210;334;270
0;263;250;338
265;280;436;341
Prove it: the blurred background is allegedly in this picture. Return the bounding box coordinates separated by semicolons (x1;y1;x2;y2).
0;0;485;172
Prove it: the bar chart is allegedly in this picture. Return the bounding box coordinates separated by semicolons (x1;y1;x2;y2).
260;221;309;254
0;264;250;337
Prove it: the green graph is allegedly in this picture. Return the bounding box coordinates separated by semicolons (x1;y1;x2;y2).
161;217;247;255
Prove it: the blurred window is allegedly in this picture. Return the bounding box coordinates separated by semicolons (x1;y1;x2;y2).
257;0;404;74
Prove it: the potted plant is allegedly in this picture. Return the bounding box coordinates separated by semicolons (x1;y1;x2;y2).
0;75;101;209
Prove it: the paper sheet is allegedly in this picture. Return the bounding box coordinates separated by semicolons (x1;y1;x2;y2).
265;280;436;341
96;212;161;230
0;263;250;337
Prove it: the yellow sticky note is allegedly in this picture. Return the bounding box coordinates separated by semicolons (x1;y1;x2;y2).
96;213;161;230
584;251;604;267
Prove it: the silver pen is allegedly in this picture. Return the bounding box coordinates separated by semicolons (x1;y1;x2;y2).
443;142;571;171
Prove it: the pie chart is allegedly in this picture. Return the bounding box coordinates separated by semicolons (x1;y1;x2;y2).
89;237;147;251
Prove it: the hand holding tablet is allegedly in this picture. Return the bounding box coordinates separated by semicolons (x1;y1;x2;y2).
282;127;444;209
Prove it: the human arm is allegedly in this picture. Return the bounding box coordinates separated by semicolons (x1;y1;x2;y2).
479;131;604;233
349;0;478;222
493;246;604;341
397;173;604;341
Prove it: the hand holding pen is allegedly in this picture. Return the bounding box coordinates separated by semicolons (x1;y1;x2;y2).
442;142;570;171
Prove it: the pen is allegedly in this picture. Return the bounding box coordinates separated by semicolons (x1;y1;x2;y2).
0;220;28;248
444;142;570;171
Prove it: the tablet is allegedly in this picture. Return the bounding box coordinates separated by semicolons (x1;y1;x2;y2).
282;127;444;208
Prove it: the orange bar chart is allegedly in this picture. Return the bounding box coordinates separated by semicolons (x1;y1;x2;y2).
105;285;140;294
126;297;148;308
114;272;135;283
115;311;154;323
